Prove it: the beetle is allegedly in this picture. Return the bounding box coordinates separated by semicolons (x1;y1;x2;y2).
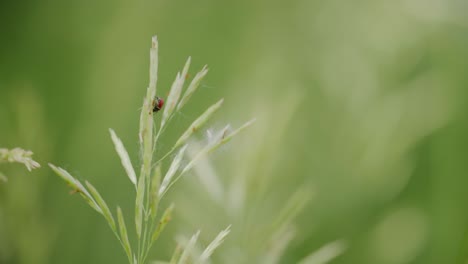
152;96;164;113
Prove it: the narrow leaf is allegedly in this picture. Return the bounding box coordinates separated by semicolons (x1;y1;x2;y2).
159;145;187;196
86;181;116;231
117;207;133;261
169;245;183;264
298;240;347;264
151;204;175;242
268;187;311;237
174;99;224;149
178;231;201;264
198;225;231;263
0;172;7;182
261;226;296;264
109;129;137;186
177;65;209;110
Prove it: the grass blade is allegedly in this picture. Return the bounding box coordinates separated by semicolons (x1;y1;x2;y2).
117;206;133;262
174;99;224;149
178;231;200;264
109;129;137;187
298;240;347;264
267;187;310;238
169;245;183;264
86;181;116;231
197;225;231;263
159;145;187;196
261;226;296;264
0;172;7;183
177;65;209;110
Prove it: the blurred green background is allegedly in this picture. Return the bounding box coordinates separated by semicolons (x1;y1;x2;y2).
1;1;468;264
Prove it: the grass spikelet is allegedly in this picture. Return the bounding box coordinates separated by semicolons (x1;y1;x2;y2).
150;164;162;220
86;181;116;231
49;164;102;214
117;206;133;263
0;147;41;171
110;129;137;187
177;65;209;110
159;145;187;196
161;57;191;128
151;203;175;242
174;99;224;149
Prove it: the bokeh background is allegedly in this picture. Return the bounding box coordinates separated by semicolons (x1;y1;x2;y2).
1;1;468;264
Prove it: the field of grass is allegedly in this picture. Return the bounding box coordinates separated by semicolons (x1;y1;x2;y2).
1;1;468;264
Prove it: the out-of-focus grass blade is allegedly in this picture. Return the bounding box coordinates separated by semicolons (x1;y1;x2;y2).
49;163;102;214
261;226;296;264
85;181;116;231
117;206;133;262
135;173;146;239
182;119;255;174
174;99;224;149
0;172;7;182
197;225;231;263
298;240;347;264
109;129;137;187
268;187;311;237
169;245;183;264
159;145;187;196
177;65;209;110
161;57;191;128
178;231;200;264
151;204;175;242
